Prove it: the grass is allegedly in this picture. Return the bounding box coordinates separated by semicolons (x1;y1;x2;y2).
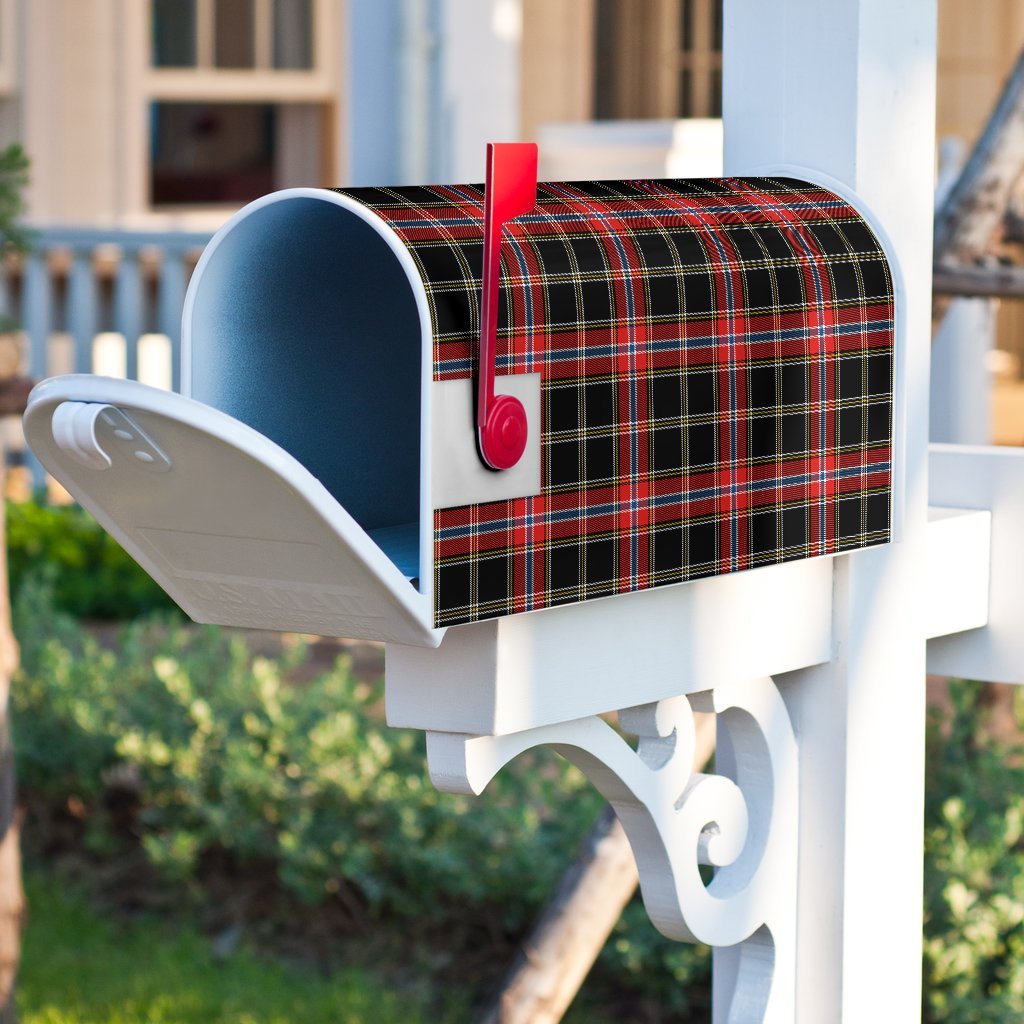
17;873;462;1024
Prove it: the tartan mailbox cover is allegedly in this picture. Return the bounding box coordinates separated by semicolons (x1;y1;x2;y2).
23;166;895;646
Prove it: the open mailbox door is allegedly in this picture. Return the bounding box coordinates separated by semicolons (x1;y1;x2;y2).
23;374;441;647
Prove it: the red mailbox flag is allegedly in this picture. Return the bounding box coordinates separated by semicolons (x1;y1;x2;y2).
477;142;538;470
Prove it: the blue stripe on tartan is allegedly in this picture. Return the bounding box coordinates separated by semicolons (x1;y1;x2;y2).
784;222;830;549
748;185;847;551
671;198;742;571
525;497;535;608
435;461;891;542
606;230;640;587
435;319;892;376
507;238;535;372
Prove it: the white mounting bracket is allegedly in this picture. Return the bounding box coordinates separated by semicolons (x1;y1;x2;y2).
426;676;798;1024
388;483;996;1023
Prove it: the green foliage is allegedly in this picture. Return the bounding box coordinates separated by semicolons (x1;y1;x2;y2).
27;555;1024;1019
0;142;30;256
17;872;455;1024
7;499;180;619
922;681;1024;1023
13;577;584;917
16;485;1024;1022
12;575;709;1014
586;900;712;1020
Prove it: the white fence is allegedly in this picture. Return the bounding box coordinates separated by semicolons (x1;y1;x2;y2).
4;227;211;393
1;227;211;484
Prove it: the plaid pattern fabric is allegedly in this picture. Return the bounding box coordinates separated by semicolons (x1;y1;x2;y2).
337;178;895;629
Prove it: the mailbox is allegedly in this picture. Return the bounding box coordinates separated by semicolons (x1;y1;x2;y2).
24;149;895;647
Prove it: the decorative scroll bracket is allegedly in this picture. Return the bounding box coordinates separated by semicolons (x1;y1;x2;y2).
425;675;798;1024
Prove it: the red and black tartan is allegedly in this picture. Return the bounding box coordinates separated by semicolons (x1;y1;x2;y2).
337;178;895;629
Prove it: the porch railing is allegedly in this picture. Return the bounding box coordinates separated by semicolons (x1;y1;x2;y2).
4;226;213;394
1;227;212;485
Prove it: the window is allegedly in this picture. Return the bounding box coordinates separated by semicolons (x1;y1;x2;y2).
153;0;197;67
678;0;722;118
152;0;314;71
150;102;276;204
594;0;722;120
215;0;256;68
145;0;336;209
148;100;329;207
273;0;314;69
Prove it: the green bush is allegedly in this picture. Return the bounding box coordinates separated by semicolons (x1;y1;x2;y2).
7;499;179;619
18;873;458;1024
11;576;710;1015
13;575;581;914
923;681;1024;1022
20;545;1024;1020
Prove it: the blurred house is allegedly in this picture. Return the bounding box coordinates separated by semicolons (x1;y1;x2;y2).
0;0;1022;453
2;0;341;230
0;0;1019;227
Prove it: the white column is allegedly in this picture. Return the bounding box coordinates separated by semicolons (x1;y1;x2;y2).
438;0;522;182
722;2;936;1021
931;298;995;444
344;1;405;185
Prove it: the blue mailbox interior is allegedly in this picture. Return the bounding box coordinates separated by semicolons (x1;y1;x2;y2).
186;195;423;581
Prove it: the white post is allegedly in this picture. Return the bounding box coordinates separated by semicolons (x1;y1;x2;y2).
344;3;405;185
723;1;936;1020
930;298;995;444
438;0;522;181
933;132;991;446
